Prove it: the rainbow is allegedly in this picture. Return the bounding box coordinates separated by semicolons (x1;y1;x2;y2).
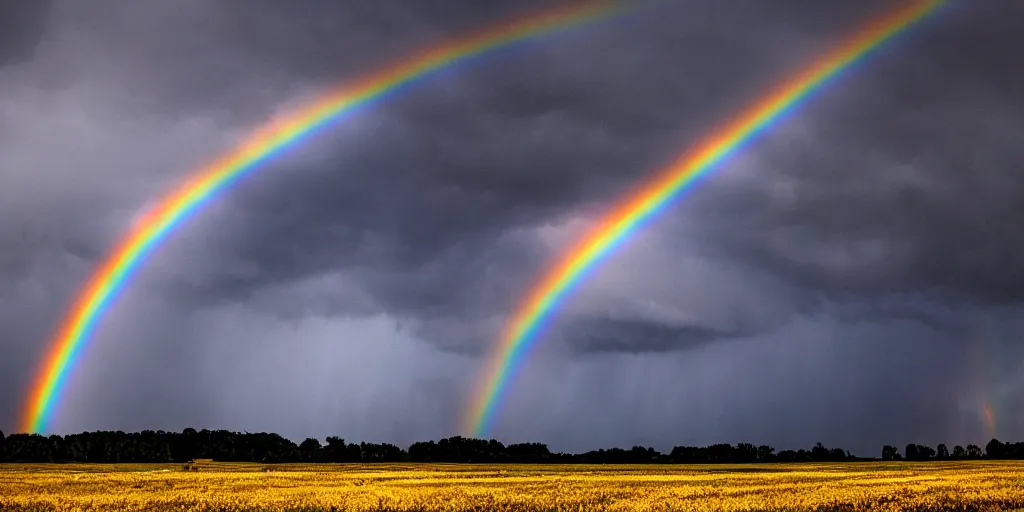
464;0;946;437
20;1;624;435
983;403;996;440
971;327;999;440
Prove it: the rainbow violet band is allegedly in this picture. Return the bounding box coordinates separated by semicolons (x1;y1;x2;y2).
463;0;946;438
20;1;625;435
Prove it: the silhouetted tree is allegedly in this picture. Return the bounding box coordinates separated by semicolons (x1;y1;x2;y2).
299;438;322;462
360;442;406;462
323;437;349;462
707;443;734;463
986;439;1005;459
966;444;983;458
4;434;50;461
507;442;551;463
179;428;199;461
3;428;1023;465
881;445;900;461
344;442;362;462
775;450;796;462
626;446;660;464
1003;441;1024;459
918;445;936;460
952;445;966;459
904;444;918;461
904;444;936;461
424;436;507;463
408;440;437;462
734;443;757;463
48;435;66;461
811;442;829;461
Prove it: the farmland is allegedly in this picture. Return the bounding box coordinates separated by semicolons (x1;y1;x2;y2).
2;461;1024;511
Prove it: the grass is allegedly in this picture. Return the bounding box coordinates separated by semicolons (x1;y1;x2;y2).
2;461;1024;511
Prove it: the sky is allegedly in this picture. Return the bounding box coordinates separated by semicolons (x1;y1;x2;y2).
1;0;1022;457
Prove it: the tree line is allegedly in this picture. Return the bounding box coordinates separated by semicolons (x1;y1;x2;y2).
1;429;1021;464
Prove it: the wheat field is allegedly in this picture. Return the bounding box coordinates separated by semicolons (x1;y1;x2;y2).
2;461;1024;511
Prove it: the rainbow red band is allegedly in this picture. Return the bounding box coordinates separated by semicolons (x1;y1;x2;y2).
463;0;946;438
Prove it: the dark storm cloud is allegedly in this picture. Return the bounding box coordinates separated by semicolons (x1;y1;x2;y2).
139;0;920;325
552;317;746;354
0;0;52;67
1;0;1022;451
684;0;1024;307
37;0;571;128
169;0;1024;332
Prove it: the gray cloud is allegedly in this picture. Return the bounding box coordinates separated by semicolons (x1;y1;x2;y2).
0;0;52;67
1;0;1022;454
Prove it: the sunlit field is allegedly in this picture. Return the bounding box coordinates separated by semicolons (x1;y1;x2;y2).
2;461;1024;511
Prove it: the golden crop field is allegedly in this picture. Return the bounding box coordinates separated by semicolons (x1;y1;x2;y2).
2;461;1024;512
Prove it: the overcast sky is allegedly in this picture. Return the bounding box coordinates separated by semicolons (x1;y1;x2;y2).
2;0;1022;456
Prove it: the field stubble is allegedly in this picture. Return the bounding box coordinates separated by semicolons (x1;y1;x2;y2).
2;461;1024;511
